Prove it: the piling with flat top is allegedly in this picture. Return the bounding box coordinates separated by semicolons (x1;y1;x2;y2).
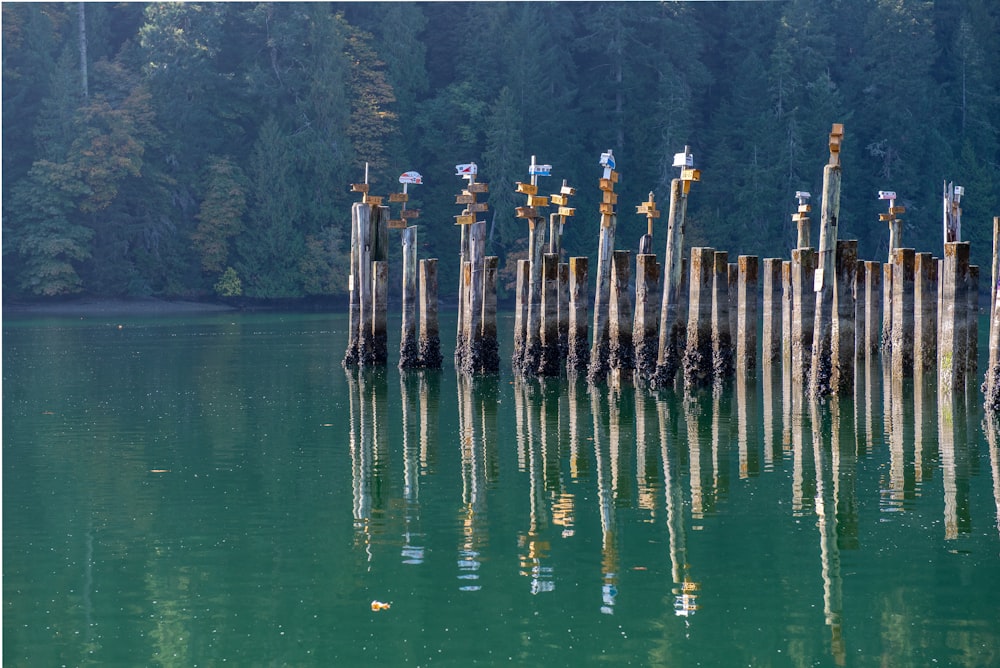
539;253;561;376
728;263;739;349
913;252;937;373
890;248;915;381
512;259;529;370
567;257;590;374
418;258;442;368
939;242;970;392
608;249;634;385
711;251;734;380
791;248;816;387
737;256;759;376
864;261;882;356
481;256;500;374
854;261;867;361
683;247;716;389
558;262;570;360
782;261;792;367
830;240;857;394
967;265;980;381
762;258;782;364
633;254;661;384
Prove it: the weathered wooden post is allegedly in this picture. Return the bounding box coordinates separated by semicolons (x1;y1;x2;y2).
567;257;590;374
984;218;1000;411
609;249;634;385
879;190;905;353
711;251;734;381
863;261;882;356
830;240;857;394
481;255;500;373
588;150;619;384
343;199;367;367
372;253;389;366
809;123;844;399
453;163;489;367
791;248;816;387
418;258;442;368
854;261;867;361
460;220;487;374
389;171;424;370
655;147;700;387
967;265;980;382
781;260;793;368
943;181;964;244
683;247;716;389
737;255;759;377
890;248;915;381
913;252;937;373
512;260;529;369
539;253;561;376
939;242;970;392
633;253;661;384
728;263;739;349
515;156;552;375
762;258;783;364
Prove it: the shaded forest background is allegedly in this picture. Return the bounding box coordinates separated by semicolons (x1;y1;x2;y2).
3;1;999;303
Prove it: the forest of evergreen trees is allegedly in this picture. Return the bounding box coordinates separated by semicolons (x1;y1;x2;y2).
3;1;999;302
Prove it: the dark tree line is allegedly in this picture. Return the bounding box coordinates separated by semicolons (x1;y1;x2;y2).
4;1;998;301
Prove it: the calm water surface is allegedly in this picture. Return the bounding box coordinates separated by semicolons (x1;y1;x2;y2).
4;312;1000;666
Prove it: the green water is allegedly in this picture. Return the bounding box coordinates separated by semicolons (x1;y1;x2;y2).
4;312;1000;667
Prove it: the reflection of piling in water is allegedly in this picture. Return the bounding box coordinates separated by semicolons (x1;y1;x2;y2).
762;258;783;364
913;366;935;485
736;373;760;478
658;397;699;616
890;248;915;381
938;394;972;539
762;364;780;470
609;250;635;386
984;417;1000;538
913;253;938;374
591;388;618;614
887;374;909;510
400;374;425;565
683;248;715;389
567;258;590;375
633;254;661;385
737;255;759;376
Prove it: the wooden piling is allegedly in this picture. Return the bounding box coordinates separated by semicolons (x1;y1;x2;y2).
809;145;843;399
683;248;715;388
567;257;590;374
633;254;661;384
399;226;420;369
728;263;739;350
608;249;634;385
967;265;980;382
523;221;547;374
711;251;734;380
343;202;367;367
986;218;1000;411
558;262;570;360
481;256;500;374
539;253;561;376
655;179;689;386
890;248;915;381
830;240;857;394
418;258;442;368
854;261;867;361
939;242;970;392
460;221;486;374
371;259;389;366
881;263;893;353
762;258;782;364
864;261;882;357
781;260;792;368
737;256;759;376
356;204;374;365
791;248;816;387
913;252;937;373
512;259;529;370
588;214;616;384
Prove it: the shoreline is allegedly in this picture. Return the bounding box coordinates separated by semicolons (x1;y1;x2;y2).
3;297;237;317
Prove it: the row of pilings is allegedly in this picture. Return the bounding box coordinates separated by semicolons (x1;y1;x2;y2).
342;149;1000;414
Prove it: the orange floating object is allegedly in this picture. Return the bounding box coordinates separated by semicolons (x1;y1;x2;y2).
371;600;391;612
